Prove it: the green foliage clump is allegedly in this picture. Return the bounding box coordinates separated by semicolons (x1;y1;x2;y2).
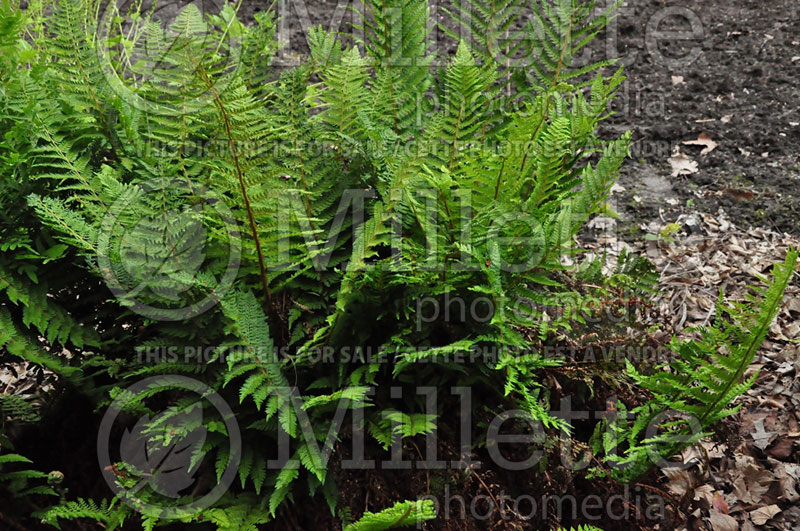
0;0;795;529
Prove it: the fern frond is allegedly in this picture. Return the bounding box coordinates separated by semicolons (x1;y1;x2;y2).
344;499;437;531
0;259;99;348
437;41;495;170
607;248;799;481
0;307;82;378
219;290;297;436
315;45;371;142
198;495;272;531
37;498;128;530
361;0;434;137
527;0;622;90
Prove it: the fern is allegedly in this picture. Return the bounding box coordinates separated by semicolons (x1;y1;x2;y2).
437;41;496;169
597;248;799;481
0;451;58;499
0;307;82;379
360;0;434;138
195;495;272;531
369;409;438;450
0;394;40;425
0;259;99;348
345;499;437;531
526;0;622;90
38;498;129;530
5;1;790;529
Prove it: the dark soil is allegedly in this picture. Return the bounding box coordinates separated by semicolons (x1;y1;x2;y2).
597;0;800;236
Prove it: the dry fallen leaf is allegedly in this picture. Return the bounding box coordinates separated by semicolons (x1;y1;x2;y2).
694;484;715;506
669;149;699;177
683;133;718;155
775;463;800;502
750;417;778;451
767;437;793;459
709;509;739;531
664;467;694;497
749;504;781;526
733;463;775;506
574;192;800;531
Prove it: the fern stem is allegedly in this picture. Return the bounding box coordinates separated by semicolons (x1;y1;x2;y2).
492;156;507;200
379;0;400;132
190;54;274;310
519;6;575;175
448;98;466;170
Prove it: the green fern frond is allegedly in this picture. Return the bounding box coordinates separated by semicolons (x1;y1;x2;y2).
198;496;272;531
219;290;297;436
0;259;99;348
345;499;437;531
605;248;799;481
360;0;434;137
37;498;128;530
527;0;622;90
0;307;82;378
315;46;371;142
437;41;495;170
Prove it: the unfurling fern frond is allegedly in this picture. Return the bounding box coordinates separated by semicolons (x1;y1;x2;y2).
0;451;58;499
